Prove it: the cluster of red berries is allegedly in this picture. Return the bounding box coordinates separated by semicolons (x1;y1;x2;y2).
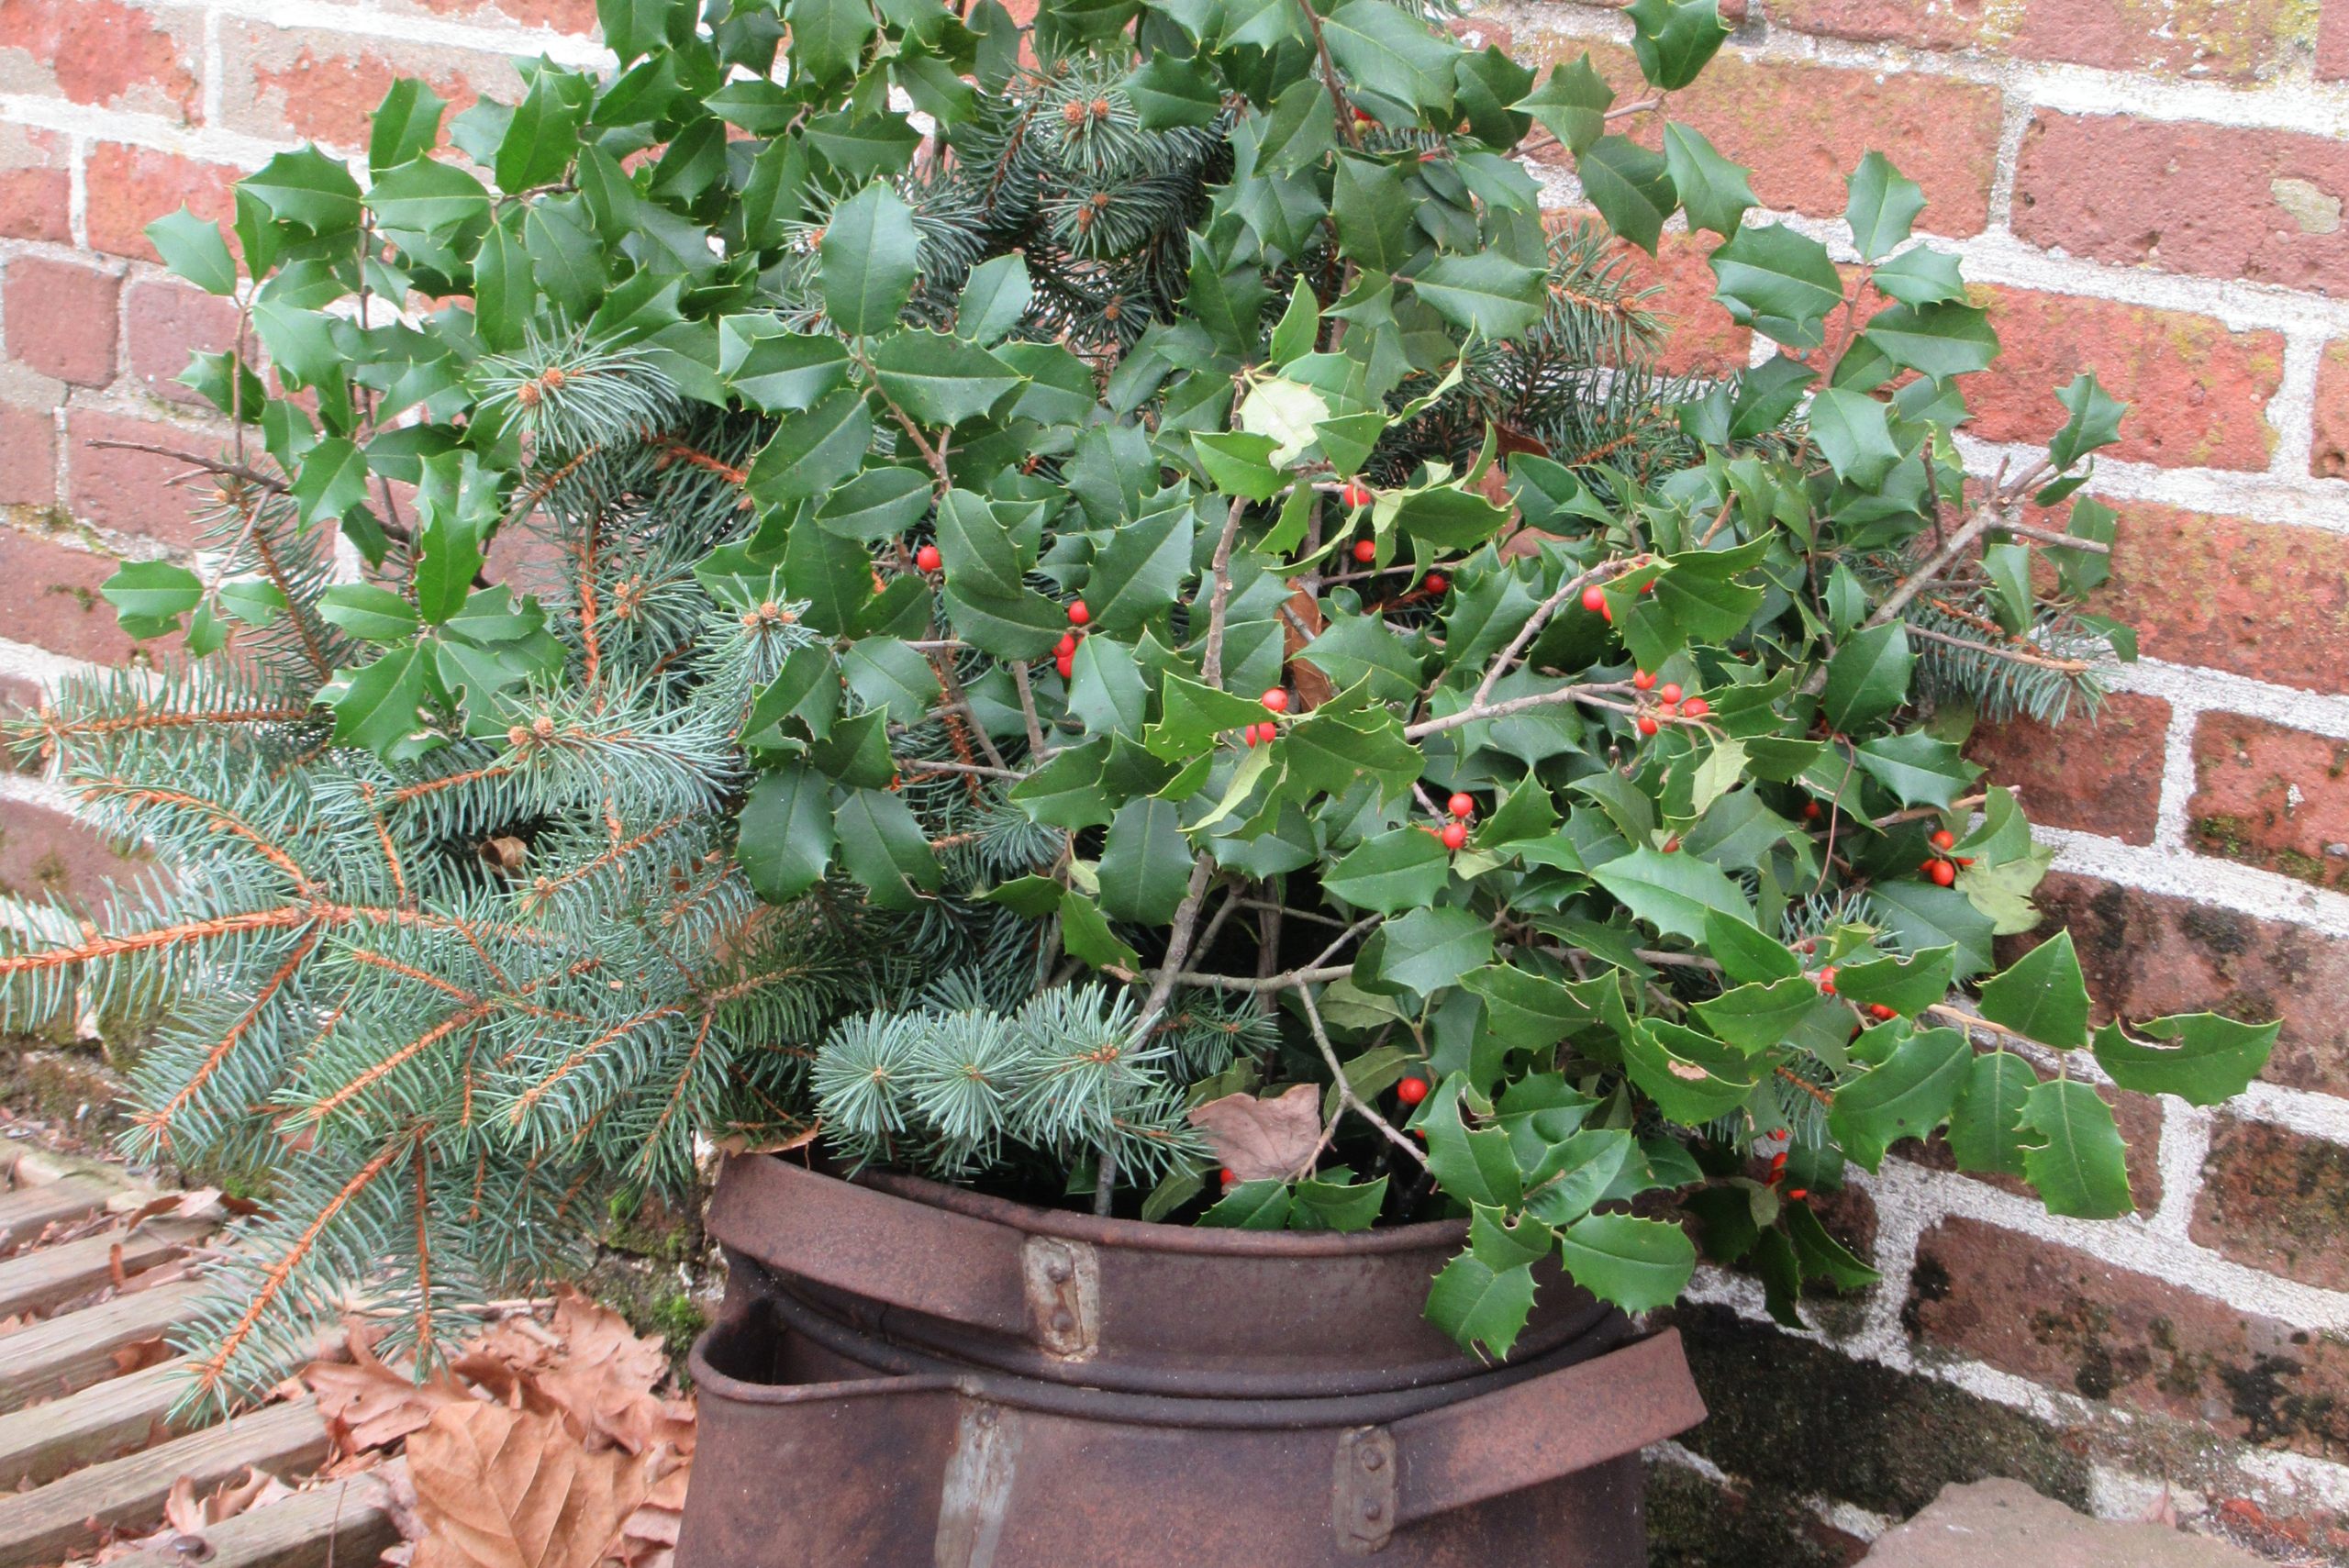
1053;629;1082;679
1237;687;1289;747
1765;1149;1808;1203
1630;672;1710;736
1920;827;1972;887
1416;792;1476;850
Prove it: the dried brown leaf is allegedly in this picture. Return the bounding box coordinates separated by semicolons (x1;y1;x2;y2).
407;1400;649;1568
303;1355;474;1453
615;1448;690;1568
164;1474;205;1535
112;1334;173;1375
1186;1084;1324;1181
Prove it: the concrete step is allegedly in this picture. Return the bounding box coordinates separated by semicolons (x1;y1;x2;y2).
1863;1479;2266;1567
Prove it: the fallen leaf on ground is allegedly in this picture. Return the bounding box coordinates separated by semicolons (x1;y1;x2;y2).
1186;1084;1324;1181
304;1346;475;1453
615;1447;691;1568
407;1400;649;1568
112;1335;173;1375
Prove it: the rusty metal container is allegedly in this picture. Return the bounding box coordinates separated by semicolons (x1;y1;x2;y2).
677;1155;1707;1567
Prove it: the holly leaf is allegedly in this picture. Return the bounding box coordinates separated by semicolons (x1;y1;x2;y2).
1557;1212;1696;1312
1324;827;1451;915
146;208;239;295
1409;252;1549;339
1097;797;1193;924
1819;624;1912;733
1662;123;1753;238
1121;50;1222;128
1198;1178;1294;1229
1575;136;1676;256
1691;979;1821;1052
872;328;1024;427
1410;1074;1521;1209
1831;944;1955;1017
818;183;921;336
1843;150;1925;261
1514;54;1612;157
1625;0;1730;88
2046;372;2127;472
2017;1079;2133;1219
1425;1251;1537;1361
737;765;836;903
1709;224;1843;349
1947;1048;2035;1178
1377;906;1495;995
2091;1014;2277;1106
1976;929;2090;1050
1320;0;1458;116
100;561;205;627
1622;1020;1756;1124
1808;388;1902;489
1059;886;1141;971
1862;302;1999;381
1830;1026;1970;1170
832;787;941;909
1589;847;1754;942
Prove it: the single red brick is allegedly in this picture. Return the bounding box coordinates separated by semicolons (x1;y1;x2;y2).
1520;45;2001;234
2014;112;2349;294
1964;288;2281;471
2188;713;2349;891
2192;1116;2349;1293
1909;1216;2349;1452
0;125;71;245
2321;0;2349;82
2006;873;2349;1097
0;0;201;122
5;258;122;389
2065;501;2349;690
1964;692;2170;846
0;401;54;507
2314;339;2349;481
1765;0;1990;50
2010;0;2305;80
82;144;241;266
124;280;240;409
217;24;506;153
62;407;213;547
0;525;171;665
0;796;159;909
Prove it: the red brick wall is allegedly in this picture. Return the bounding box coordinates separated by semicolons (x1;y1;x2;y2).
1487;0;2349;1553
4;0;2349;1551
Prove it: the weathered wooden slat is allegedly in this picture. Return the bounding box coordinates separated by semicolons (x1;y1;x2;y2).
0;1396;329;1568
0;1356;192;1490
0;1279;206;1412
0;1220;207;1320
108;1462;405;1568
0;1175;115;1246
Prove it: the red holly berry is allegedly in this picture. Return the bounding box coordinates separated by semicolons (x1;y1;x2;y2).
1242;726;1260;748
1785;1188;1808;1202
1353;106;1375;123
915;543;942;573
1341;483;1373;508
1929;859;1957;886
1057;633;1077;657
1262;688;1290;713
1220;1167;1238;1185
1930;828;1957;851
1441;820;1468;850
1641;579;1656;595
1869;1003;1897;1021
1657;701;1678;720
1636;715;1659;736
1396;1076;1430;1106
1768;1151;1787;1174
1803;801;1823;821
1633;670;1656;691
1661;835;1681;853
1581;584;1608;613
1681;697;1710;718
1067;599;1089;626
1447;793;1474;818
1055;656;1074;679
1353;538;1377;563
1423;573;1448;595
1258;721;1280;743
1816;967;1838;995
1657;683;1682;704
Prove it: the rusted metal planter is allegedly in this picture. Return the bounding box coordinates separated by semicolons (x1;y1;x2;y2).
677;1155;1707;1567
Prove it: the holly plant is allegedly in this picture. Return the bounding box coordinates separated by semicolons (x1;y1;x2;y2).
2;0;2277;1396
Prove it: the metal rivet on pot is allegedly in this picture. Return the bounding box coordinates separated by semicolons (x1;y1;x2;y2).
1052;1308;1074;1332
1360;1450;1384;1472
168;1537;214;1562
977;1407;997;1429
1044;1258;1072;1283
1362;1501;1383;1521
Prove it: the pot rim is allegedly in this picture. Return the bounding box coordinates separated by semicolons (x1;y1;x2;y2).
851;1165;1474;1256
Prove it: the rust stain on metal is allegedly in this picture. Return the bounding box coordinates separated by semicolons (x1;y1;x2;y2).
1331;1426;1397;1556
1019;1236;1098;1362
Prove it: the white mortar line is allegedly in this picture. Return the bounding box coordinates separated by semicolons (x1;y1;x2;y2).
2147;1097;2212;1245
2039;825;2349;937
0;773;82;815
2109;659;2349;739
66;132;88;252
203;7;226;133
0;638;92;696
197;0;611;69
2230;1081;2349;1146
0;95;287;170
2268;333;2325;483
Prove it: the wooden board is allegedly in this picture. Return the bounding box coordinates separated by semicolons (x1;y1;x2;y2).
0;1175;116;1246
0;1278;206;1412
0;1396;329;1568
0;1356;191;1490
107;1462;406;1568
0;1219;206;1320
